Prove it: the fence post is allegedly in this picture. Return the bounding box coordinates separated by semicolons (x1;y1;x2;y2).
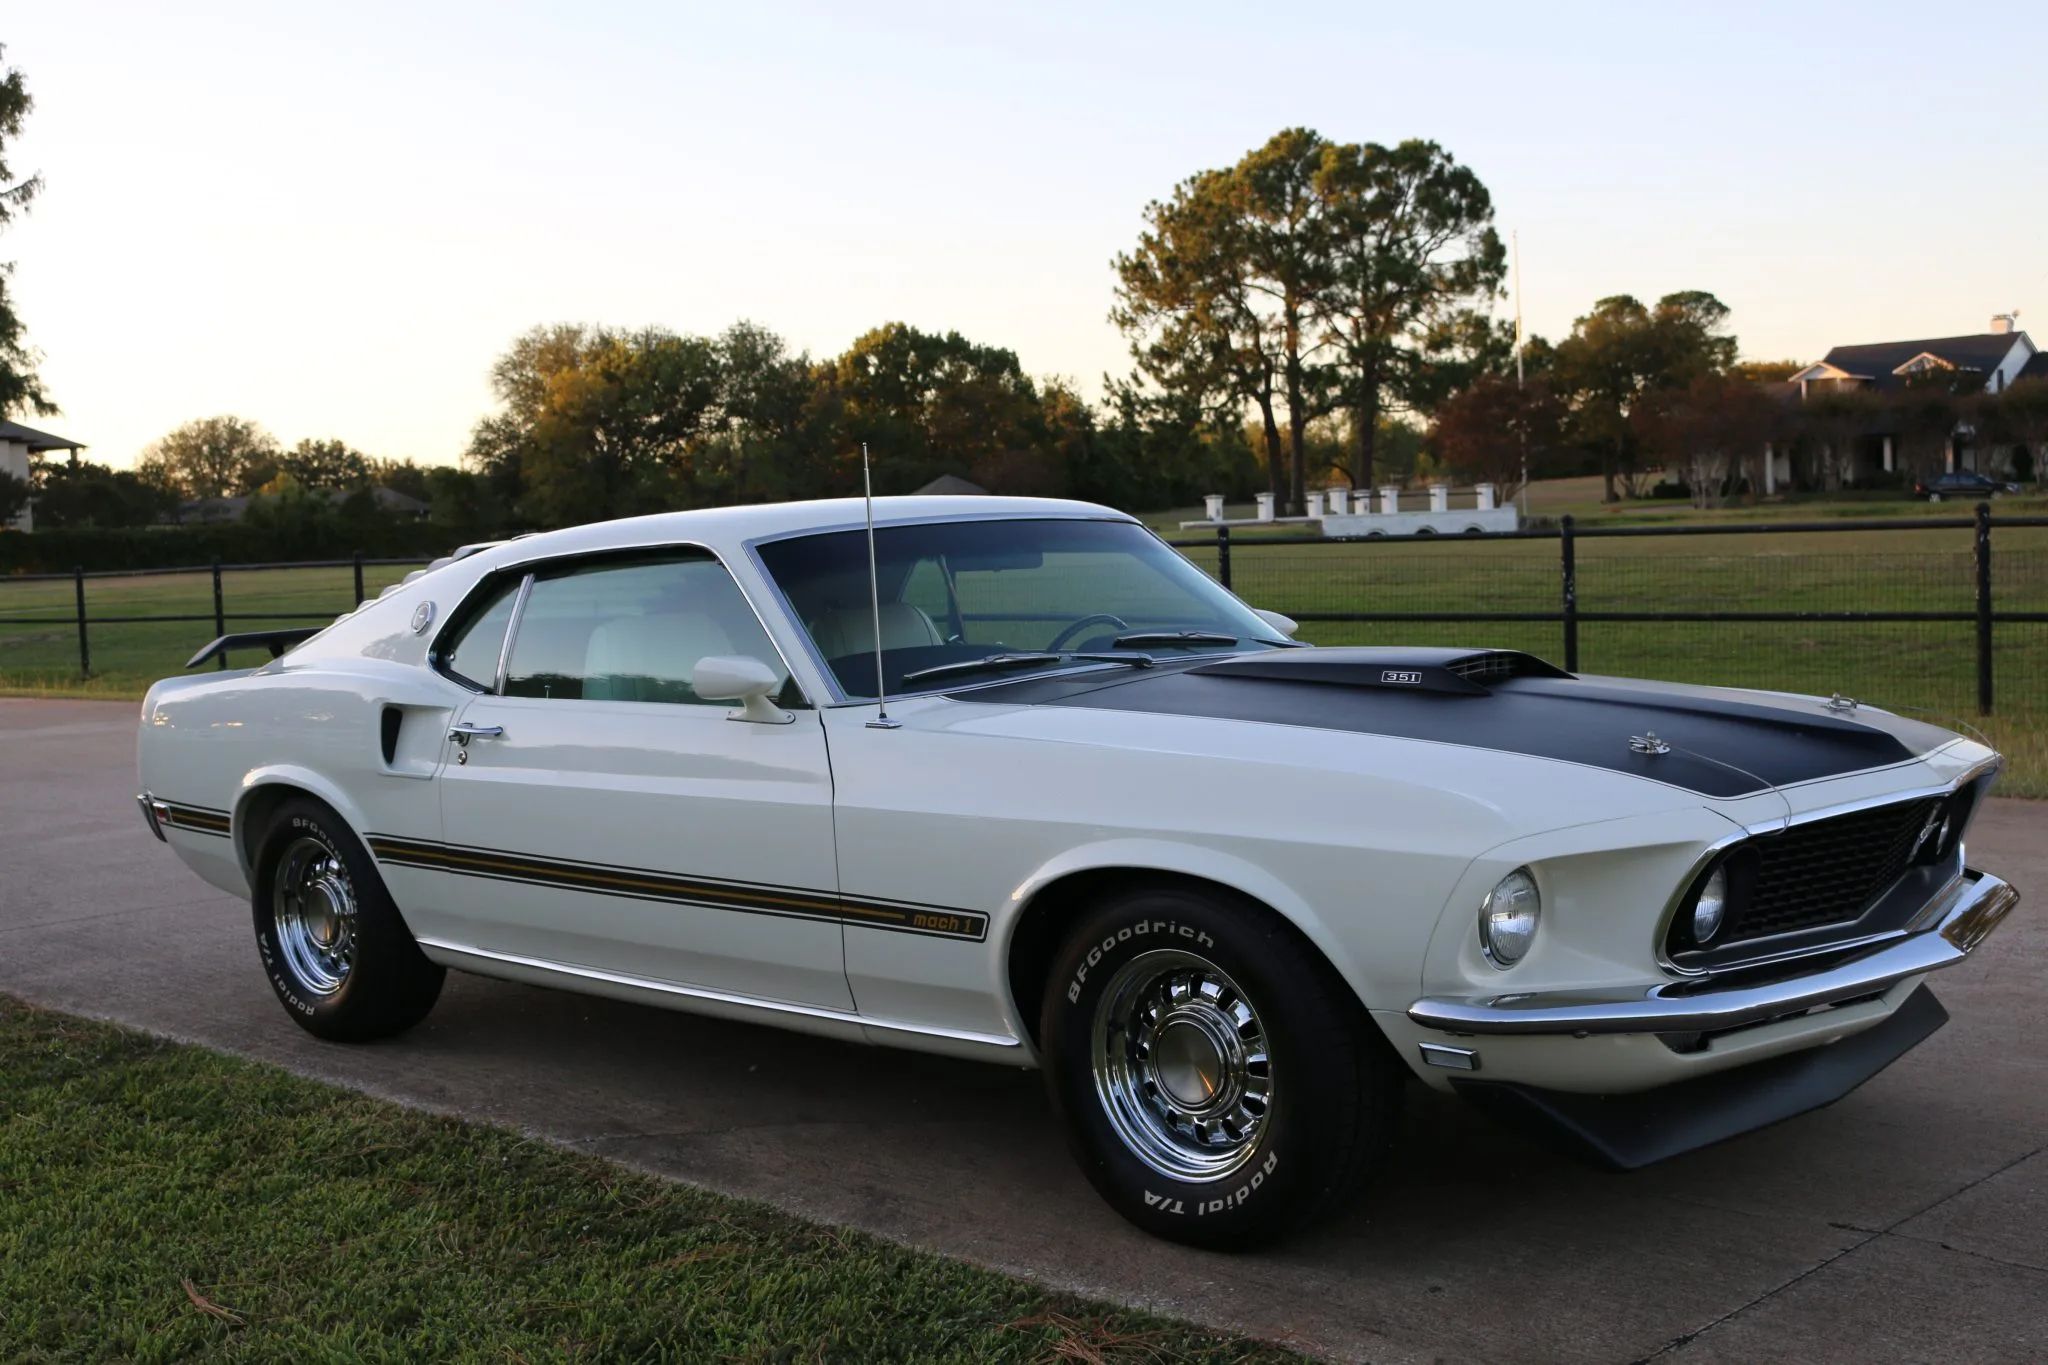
1216;525;1233;591
352;551;365;607
1975;502;1993;715
1560;515;1579;672
73;566;91;677
211;559;227;670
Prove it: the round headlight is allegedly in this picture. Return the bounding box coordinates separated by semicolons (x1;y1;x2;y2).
1693;865;1728;944
1479;867;1541;968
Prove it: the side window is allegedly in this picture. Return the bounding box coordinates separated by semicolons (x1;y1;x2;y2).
501;553;791;706
438;577;522;691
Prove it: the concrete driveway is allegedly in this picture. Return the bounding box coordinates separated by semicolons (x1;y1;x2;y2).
2;697;2042;1362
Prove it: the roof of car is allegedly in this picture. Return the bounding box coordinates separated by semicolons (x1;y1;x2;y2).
456;496;1135;573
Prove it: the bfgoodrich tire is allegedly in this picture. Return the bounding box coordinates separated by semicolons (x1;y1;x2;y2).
1040;885;1401;1249
251;796;444;1042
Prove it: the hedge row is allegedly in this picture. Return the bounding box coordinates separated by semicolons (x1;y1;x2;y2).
0;522;472;575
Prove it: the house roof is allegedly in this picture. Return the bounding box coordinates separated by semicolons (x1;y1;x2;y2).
913;473;989;496
0;419;86;452
2017;351;2048;384
1814;332;2026;388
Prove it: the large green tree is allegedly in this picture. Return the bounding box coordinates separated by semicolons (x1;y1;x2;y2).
277;437;372;490
823;322;1050;494
28;458;172;528
464;324;723;526
135;416;281;500
1550;291;1738;500
1316;139;1505;491
1115;129;1505;512
1114;149;1302;511
0;44;52;418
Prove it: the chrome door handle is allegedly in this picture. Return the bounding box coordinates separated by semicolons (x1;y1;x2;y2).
447;722;504;746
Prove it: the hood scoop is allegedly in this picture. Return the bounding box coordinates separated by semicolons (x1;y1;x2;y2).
1191;647;1573;696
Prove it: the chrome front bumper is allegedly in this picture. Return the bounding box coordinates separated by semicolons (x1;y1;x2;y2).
1409;869;2019;1037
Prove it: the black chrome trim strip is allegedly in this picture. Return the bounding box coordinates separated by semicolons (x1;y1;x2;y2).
366;835;989;942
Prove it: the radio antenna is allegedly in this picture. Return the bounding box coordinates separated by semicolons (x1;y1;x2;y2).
862;443;899;730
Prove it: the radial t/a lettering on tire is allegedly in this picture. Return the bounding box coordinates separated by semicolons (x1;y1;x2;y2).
1040;884;1400;1249
251;796;445;1043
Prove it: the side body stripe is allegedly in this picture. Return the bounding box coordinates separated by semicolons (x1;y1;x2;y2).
161;802;232;838
366;835;989;942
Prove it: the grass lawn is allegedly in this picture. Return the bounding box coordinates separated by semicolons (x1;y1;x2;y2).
0;996;1293;1363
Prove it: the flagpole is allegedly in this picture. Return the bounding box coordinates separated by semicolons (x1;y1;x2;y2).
1513;229;1529;519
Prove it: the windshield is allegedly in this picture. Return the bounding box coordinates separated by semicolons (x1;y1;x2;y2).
755;518;1289;699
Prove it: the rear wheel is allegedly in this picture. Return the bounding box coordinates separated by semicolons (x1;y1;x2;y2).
251;797;444;1041
1040;885;1401;1248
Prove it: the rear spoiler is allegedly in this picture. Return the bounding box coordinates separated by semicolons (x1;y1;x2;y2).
185;628;324;670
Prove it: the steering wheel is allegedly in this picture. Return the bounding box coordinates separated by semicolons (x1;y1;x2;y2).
1046;613;1129;652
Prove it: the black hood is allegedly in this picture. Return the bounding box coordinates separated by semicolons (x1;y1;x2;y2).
957;648;1957;799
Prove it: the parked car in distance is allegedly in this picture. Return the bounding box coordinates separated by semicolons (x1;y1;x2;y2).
1913;470;2020;499
135;496;2020;1248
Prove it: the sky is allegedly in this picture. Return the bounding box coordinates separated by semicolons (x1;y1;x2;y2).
6;1;2046;470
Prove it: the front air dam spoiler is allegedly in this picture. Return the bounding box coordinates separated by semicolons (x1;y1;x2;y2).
1452;983;1949;1171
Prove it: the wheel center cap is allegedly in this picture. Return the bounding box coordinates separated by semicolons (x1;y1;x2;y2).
1153;1018;1228;1110
306;881;344;947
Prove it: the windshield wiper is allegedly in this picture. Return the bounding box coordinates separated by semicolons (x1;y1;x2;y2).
1110;630;1242;649
900;651;1156;688
900;652;1063;686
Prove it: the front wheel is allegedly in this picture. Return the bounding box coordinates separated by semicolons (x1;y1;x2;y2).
1040;886;1401;1248
251;796;445;1042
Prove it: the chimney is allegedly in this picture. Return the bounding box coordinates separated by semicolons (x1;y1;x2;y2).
1990;312;2017;335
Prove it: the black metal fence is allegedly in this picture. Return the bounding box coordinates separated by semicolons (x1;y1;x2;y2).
1167;505;2048;718
2;510;2044;729
0;555;428;680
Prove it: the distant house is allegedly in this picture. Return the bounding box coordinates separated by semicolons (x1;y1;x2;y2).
0;419;87;533
913;473;988;496
1771;315;2038;489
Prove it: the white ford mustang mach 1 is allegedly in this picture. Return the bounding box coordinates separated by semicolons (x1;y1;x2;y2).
137;496;2020;1247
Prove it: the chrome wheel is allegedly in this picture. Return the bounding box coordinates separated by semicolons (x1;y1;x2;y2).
1092;949;1273;1182
272;836;357;996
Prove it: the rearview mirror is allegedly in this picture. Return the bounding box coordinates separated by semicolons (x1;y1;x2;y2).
1253;608;1299;638
692;655;795;725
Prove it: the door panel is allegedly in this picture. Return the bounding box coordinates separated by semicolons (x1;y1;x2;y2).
428;695;849;1008
408;548;849;1010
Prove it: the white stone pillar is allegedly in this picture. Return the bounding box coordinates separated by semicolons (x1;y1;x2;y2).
1475;483;1497;510
1255;492;1275;522
1763;442;1776;495
1351;490;1372;515
1429;485;1450;513
1204;493;1225;522
1378;486;1400;515
1882;437;1894;473
1945;437;1956;473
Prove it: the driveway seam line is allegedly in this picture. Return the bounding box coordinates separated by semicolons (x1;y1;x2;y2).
1629;1139;2048;1362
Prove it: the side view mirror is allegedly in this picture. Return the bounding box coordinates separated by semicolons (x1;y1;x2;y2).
1253;608;1299;639
692;655;795;725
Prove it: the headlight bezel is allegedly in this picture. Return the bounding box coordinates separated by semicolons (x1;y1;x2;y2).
1478;866;1542;969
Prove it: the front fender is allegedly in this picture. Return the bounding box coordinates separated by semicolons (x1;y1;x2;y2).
1001;835;1452;1032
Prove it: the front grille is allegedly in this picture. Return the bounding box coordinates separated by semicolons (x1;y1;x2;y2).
1730;797;1941;943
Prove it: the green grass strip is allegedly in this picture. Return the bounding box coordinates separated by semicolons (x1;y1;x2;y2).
0;997;1298;1363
